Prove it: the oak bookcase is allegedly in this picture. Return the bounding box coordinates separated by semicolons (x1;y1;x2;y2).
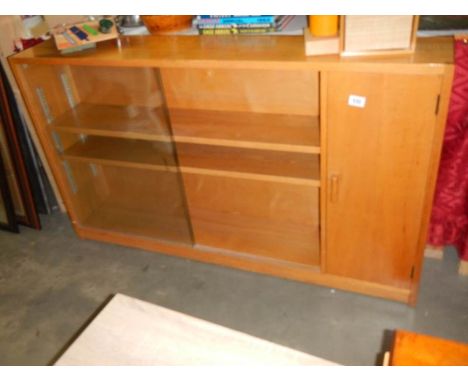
10;35;454;304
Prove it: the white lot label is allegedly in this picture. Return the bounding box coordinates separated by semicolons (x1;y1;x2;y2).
348;94;366;108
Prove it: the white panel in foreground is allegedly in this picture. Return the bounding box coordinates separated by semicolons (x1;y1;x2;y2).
55;293;338;365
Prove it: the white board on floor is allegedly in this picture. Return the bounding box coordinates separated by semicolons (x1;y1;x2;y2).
55;293;338;365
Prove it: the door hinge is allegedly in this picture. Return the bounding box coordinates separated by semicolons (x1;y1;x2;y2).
435;94;441;115
410;266;415;279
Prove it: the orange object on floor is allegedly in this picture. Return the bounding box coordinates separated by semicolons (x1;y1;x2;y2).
390;330;468;365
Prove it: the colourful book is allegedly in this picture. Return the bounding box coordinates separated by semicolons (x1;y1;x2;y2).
199;27;276;35
197;15;231;19
197;15;272;19
197;23;275;30
194;16;275;25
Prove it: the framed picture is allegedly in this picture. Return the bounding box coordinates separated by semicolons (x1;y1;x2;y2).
0;119;18;232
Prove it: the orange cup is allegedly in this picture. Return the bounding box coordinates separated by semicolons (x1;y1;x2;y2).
308;15;339;37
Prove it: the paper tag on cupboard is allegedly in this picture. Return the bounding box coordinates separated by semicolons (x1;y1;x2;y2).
348;94;366;108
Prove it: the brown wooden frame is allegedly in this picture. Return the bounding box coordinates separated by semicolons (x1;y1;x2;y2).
0;120;19;232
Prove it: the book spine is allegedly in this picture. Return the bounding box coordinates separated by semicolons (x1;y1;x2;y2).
197;23;275;30
221;16;275;24
237;27;276;34
197;15;271;19
197;15;231;19
199;27;276;35
195;16;275;25
199;29;232;35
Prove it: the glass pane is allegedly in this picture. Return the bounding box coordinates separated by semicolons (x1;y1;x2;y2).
20;64;192;244
160;68;321;265
62;160;192;243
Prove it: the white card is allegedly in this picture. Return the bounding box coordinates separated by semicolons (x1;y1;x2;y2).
348;94;366;108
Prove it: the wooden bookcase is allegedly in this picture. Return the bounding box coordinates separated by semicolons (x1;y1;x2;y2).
10;35;454;304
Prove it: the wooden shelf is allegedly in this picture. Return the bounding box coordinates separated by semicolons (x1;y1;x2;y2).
51;104;320;155
177;143;320;186
61;135;319;186
62;136;177;171
50;103;172;142
170;108;320;154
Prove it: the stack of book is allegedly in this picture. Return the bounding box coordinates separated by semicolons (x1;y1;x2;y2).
193;15;294;35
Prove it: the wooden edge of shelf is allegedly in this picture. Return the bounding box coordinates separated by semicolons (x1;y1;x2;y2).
74;224;410;303
50;128;320;155
193;243;321;272
61;154;177;173
174;136;321;154
180;166;320;187
51;126;173;143
60;155;321;187
9;55;449;76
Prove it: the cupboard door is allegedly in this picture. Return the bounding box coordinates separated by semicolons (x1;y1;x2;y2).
325;71;442;288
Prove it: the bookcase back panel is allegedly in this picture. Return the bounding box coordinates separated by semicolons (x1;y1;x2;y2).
168;108;320;153
176;143;319;182
160;68;319;116
70;66;165;108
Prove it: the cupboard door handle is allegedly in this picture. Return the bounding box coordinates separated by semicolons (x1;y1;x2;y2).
330;174;340;203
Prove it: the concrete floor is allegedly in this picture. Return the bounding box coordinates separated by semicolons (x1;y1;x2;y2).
0;212;467;365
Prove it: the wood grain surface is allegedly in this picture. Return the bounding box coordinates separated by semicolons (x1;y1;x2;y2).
391;330;468;366
182;174;320;266
10;36;453;74
161;67;319;116
169;108;320;154
325;71;442;289
51;103;172;142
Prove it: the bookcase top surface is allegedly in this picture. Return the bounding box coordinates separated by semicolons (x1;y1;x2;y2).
10;35;453;73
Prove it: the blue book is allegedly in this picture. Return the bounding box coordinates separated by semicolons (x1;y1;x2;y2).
197;15;230;19
196;16;275;25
